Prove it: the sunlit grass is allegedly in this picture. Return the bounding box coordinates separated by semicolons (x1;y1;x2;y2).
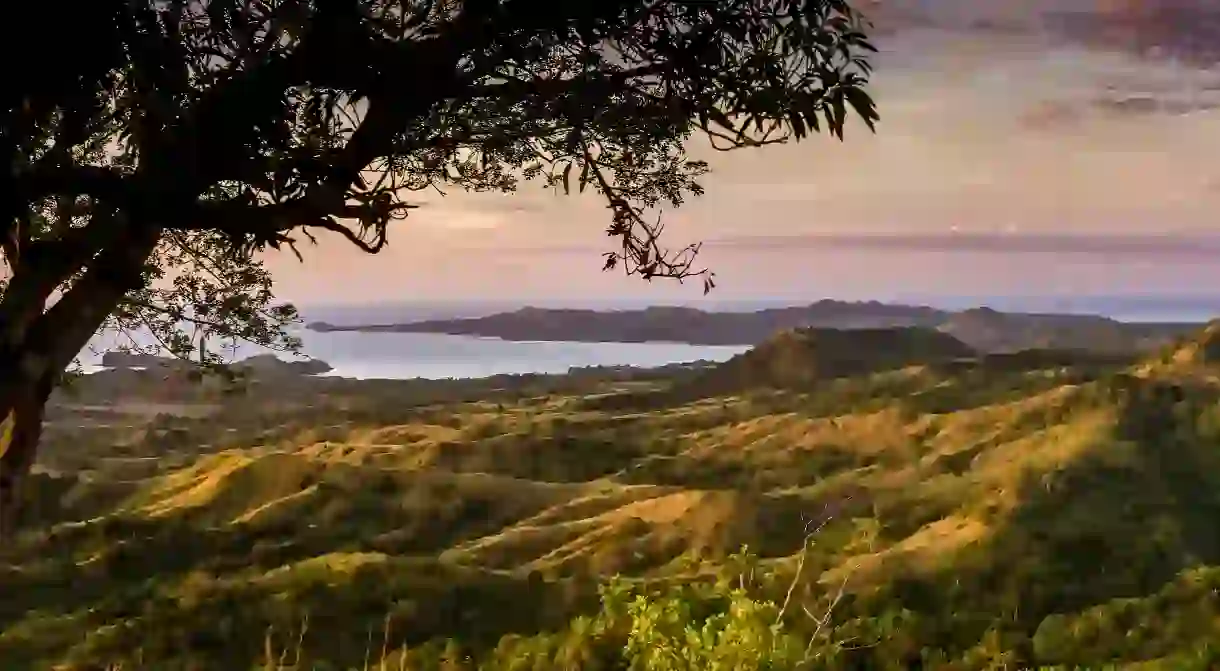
15;329;1220;668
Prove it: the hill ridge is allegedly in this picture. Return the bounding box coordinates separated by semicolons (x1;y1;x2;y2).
306;300;1203;353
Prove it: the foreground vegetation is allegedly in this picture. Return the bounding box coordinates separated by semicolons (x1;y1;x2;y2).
10;326;1220;668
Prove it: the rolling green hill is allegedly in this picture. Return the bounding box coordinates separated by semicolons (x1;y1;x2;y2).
8;327;1220;668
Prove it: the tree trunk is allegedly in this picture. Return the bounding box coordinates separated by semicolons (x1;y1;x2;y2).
0;222;162;538
0;374;52;536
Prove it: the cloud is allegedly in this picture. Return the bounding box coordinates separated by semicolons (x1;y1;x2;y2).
1020;88;1220;129
444;194;546;215
700;233;1220;258
478;233;1220;259
405;190;560;231
867;0;1220;64
1046;0;1220;65
866;1;1220;129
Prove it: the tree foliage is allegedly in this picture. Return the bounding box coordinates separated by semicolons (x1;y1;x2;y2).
0;0;878;528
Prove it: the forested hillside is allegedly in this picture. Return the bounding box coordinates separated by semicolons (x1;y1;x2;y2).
7;327;1220;668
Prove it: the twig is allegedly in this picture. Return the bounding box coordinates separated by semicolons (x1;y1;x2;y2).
379;614;392;671
803;564;853;657
775;512;836;626
776;499;850;626
292;613;310;669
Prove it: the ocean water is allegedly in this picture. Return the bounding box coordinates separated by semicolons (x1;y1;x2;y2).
76;295;1220;381
271;331;748;380
79;329;750;380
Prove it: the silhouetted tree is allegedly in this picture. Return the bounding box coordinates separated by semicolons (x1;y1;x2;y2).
0;0;879;532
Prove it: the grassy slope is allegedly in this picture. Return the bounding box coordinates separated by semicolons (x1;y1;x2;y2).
6;333;1220;668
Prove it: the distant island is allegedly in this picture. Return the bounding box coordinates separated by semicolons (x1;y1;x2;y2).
306;300;1206;354
101;351;333;376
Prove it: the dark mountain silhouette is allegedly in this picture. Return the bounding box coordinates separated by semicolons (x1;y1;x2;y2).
683;326;977;395
307;300;1201;354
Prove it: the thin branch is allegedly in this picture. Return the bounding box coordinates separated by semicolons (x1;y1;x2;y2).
775;511;837;626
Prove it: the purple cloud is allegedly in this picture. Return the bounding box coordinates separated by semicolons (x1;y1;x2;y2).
701;232;1220;257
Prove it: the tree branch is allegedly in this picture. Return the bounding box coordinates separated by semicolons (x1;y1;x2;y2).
0;213;128;347
12;163;130;209
28;223;162;376
164;192;417;253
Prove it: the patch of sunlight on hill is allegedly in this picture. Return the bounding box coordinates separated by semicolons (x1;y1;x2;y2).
823;514;989;586
259;552;393;586
124;451;332;521
1133;321;1220;383
446;488;822;576
348;423;465;445
115;446;586;536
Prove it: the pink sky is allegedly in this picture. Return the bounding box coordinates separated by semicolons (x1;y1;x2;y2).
264;1;1220;305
